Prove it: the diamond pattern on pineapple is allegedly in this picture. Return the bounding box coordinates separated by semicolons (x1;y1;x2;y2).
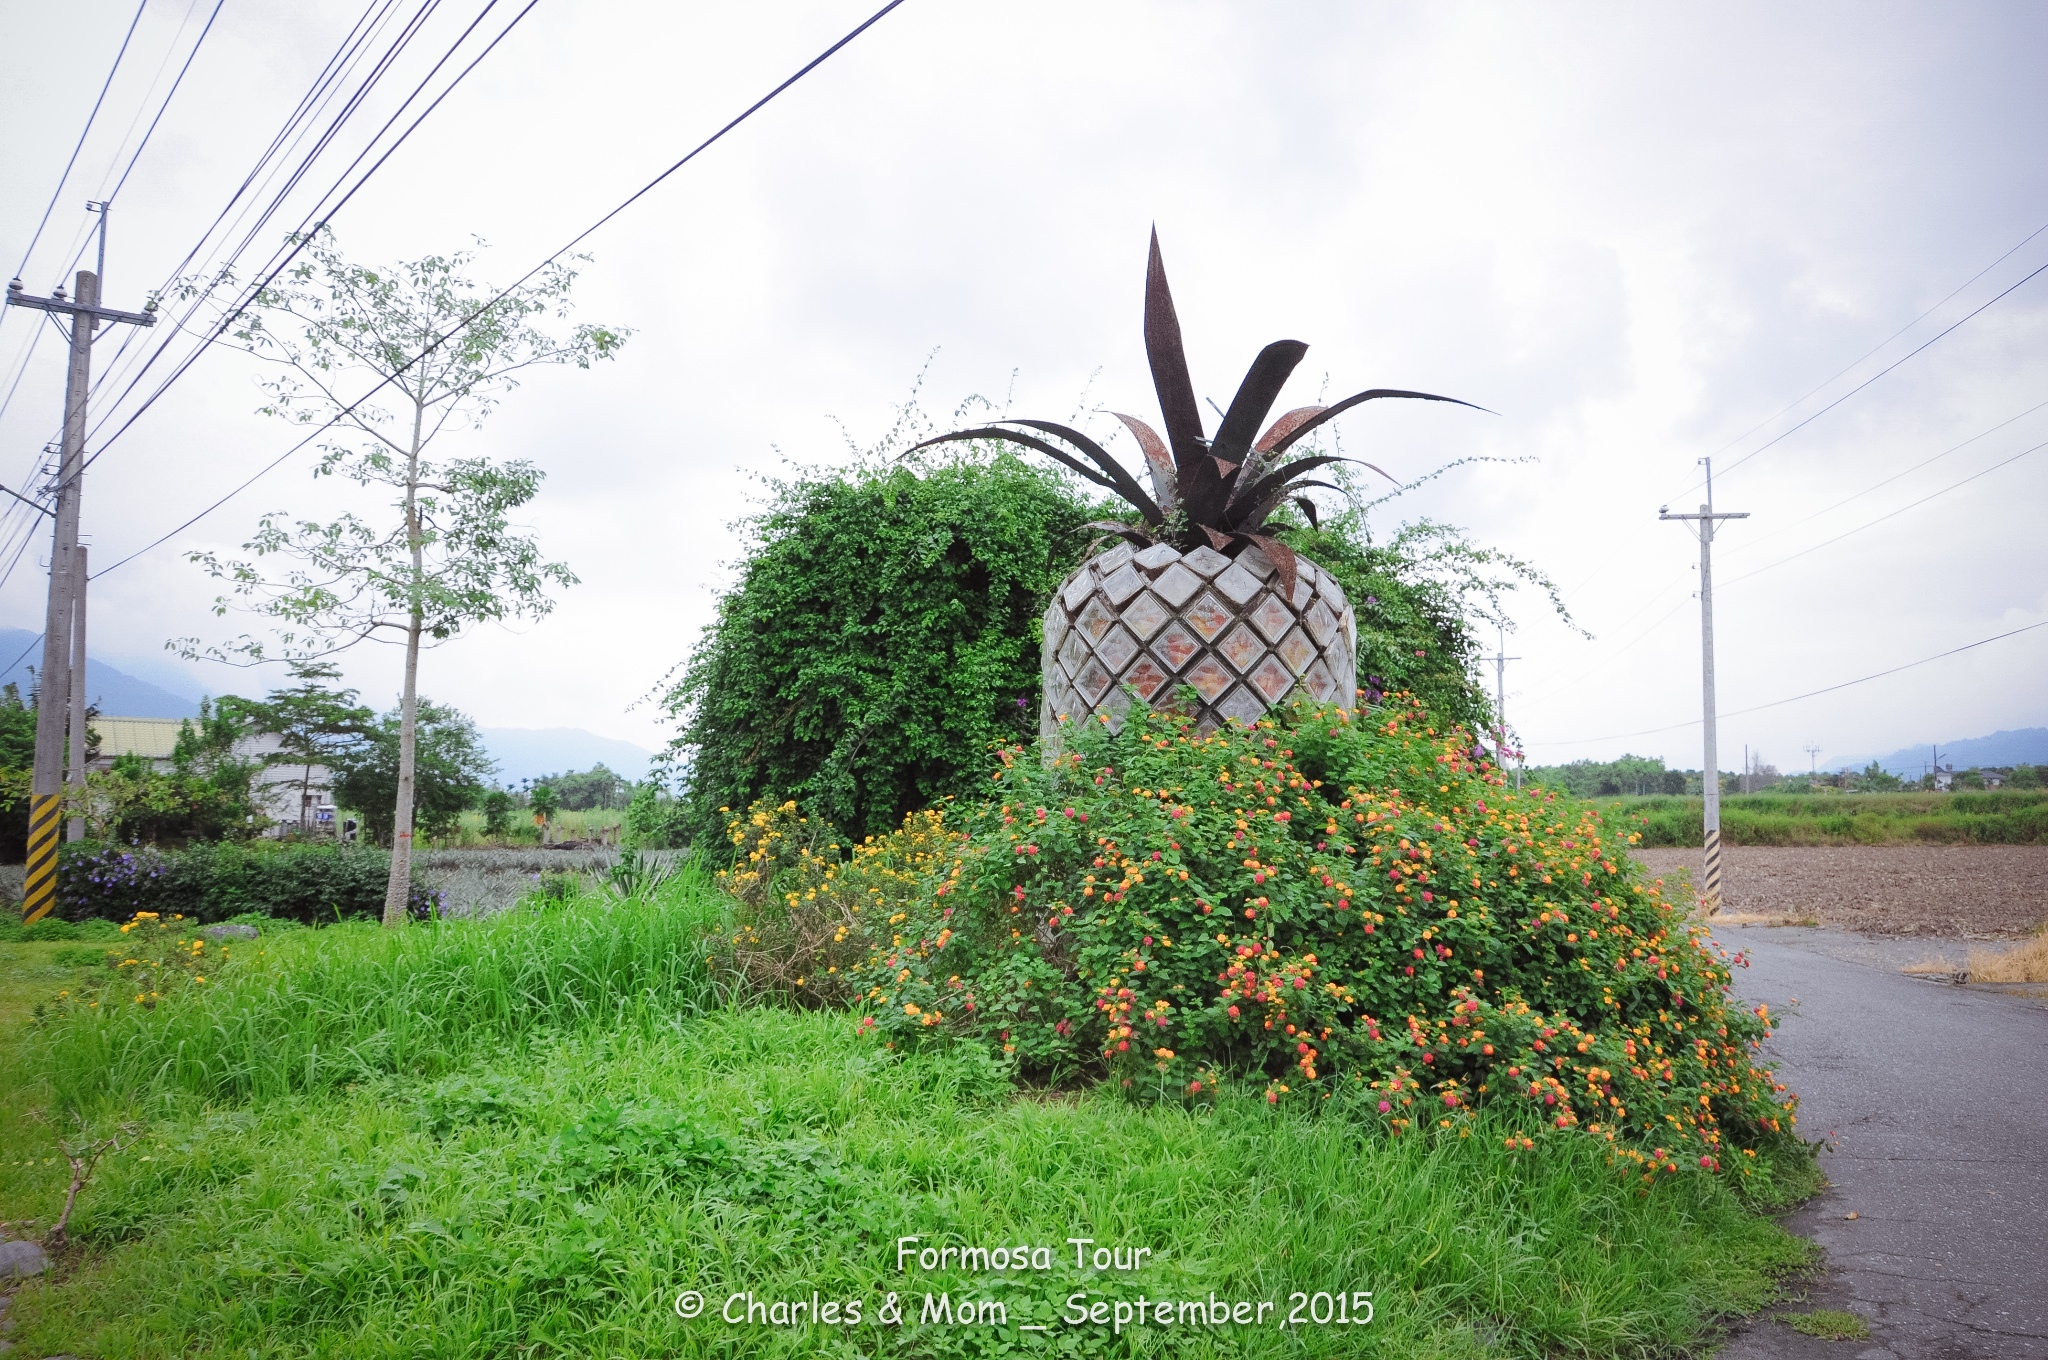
1058;629;1090;678
1275;626;1316;676
1152;621;1201;672
1215;685;1267;726
1133;542;1179;571
1304;598;1338;647
1217;622;1267;674
1183;590;1234;643
1097;541;1135;573
1099;562;1145;606
1181;544;1231;577
1076;593;1117;642
1043;600;1069;652
1340;604;1356;649
1062;569;1096;611
1149;561;1202;607
1073;658;1114;706
1100;685;1133;731
1248;653;1295;703
1304;658;1338;704
1290;575;1314;610
1094;623;1140;675
1183;655;1236;702
1236;547;1275;580
1213;560;1263;605
1248;591;1295;643
1120;652;1171;702
1120;589;1170;641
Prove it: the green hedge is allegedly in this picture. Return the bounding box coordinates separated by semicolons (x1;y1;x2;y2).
54;841;441;924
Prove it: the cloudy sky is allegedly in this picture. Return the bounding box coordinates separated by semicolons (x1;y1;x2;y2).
2;0;2044;777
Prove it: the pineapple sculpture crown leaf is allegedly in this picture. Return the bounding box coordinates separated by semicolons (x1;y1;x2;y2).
912;228;1485;599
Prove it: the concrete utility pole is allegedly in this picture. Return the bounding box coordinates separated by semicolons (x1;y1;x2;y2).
67;544;88;842
1661;457;1748;915
5;216;155;924
1487;627;1521;788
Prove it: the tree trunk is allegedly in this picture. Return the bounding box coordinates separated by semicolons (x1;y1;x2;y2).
382;614;422;926
382;390;430;927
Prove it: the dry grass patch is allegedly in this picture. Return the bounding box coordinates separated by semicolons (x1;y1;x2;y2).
1965;930;2048;984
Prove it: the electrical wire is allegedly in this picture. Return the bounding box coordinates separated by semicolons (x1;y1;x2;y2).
1702;256;2048;488
1719;435;2048;588
9;0;148;282
1727;394;2048;553
81;0;531;473
1665;217;2048;504
1527;619;2048;746
89;0;911;579
100;0;227;208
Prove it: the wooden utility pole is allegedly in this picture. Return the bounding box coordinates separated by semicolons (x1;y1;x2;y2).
5;246;155;924
1661;457;1748;916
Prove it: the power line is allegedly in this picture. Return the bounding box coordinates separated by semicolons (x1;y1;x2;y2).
1720;435;2048;588
1667;217;2048;503
1728;394;2048;553
8;0;148;282
99;0;227;209
91;0;912;579
80;0;537;473
1527;619;2048;747
1706;256;2048;486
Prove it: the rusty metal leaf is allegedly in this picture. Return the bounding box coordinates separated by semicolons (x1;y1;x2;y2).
1266;388;1489;458
1232;531;1298;602
1255;405;1326;454
1003;418;1163;525
1212;340;1308;463
1111;413;1178;514
1144;228;1208;476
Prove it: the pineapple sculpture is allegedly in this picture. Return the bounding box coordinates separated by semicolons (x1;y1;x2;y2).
917;231;1477;737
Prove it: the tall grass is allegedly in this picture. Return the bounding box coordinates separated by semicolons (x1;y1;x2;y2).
24;865;723;1107
1604;791;2048;847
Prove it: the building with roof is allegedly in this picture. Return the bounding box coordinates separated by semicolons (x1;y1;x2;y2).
91;716;338;835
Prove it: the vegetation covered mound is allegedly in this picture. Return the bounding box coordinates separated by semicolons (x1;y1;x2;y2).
729;696;1797;1177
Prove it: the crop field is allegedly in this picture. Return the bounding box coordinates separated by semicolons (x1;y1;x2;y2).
1597;791;2048;848
1634;845;2048;938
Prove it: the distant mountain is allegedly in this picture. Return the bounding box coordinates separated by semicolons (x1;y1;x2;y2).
479;727;656;786
1852;728;2048;778
0;627;201;719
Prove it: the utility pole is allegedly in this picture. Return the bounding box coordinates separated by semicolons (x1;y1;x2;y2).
67;544;89;841
5;208;155;924
1487;627;1521;789
1661;457;1748;916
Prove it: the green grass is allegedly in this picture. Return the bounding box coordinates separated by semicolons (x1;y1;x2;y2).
1596;790;2048;847
1778;1309;1871;1340
0;872;1819;1358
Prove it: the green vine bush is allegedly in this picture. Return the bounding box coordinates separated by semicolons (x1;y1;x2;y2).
724;696;1798;1181
658;446;1554;848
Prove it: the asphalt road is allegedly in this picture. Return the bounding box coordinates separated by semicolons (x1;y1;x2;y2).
1712;925;2048;1360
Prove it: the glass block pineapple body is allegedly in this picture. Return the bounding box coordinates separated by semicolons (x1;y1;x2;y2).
1040;539;1356;738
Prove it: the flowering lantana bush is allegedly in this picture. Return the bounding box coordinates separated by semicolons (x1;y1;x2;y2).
830;695;1796;1174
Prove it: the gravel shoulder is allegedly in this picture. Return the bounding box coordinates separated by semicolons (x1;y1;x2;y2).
1632;845;2048;938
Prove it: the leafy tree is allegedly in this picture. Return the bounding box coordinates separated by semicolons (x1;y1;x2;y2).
622;781;685;850
330;700;495;845
528;781;561;840
531;763;628;811
657;449;1112;848
239;663;375;833
480;787;515;838
178;229;625;925
1855;762;1905;792
0;684;39;860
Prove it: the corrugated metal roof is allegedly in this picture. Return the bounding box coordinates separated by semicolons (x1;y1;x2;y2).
95;716;186;760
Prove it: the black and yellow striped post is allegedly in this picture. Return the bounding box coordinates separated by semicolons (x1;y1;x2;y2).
1701;826;1723;916
23;793;62;925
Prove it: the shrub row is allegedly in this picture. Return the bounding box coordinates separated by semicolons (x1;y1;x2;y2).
721;697;1800;1178
54;841;441;924
1608;793;2048;846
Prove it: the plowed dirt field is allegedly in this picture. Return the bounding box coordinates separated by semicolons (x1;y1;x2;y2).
1632;845;2048;938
